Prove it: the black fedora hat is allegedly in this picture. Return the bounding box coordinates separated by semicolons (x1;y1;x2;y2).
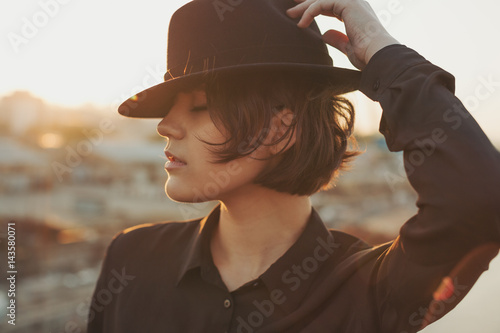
118;0;361;118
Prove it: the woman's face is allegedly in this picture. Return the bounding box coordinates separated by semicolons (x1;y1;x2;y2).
157;88;270;203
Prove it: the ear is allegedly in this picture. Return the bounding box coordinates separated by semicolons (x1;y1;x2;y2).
267;107;297;155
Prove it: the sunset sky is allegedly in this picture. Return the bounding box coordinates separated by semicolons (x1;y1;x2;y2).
1;0;499;142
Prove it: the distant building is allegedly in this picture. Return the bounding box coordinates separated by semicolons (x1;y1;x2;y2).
0;91;47;136
0;137;52;193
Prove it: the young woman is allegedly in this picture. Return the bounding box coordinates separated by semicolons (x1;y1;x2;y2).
88;0;500;332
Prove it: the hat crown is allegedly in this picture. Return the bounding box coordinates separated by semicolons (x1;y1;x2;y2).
118;0;361;118
165;0;333;80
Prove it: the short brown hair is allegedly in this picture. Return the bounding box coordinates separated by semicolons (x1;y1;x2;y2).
203;69;358;196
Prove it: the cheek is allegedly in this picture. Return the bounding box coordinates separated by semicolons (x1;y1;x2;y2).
164;121;272;202
165;155;267;203
199;156;269;198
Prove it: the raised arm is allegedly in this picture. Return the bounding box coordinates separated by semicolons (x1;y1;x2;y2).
289;1;500;331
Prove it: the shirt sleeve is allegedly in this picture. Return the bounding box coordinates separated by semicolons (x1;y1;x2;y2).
359;44;500;332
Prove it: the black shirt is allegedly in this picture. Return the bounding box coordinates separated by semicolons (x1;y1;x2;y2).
87;45;500;333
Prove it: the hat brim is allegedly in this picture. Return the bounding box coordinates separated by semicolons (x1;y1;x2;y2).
118;64;361;119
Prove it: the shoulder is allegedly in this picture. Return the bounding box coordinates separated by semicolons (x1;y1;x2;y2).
105;218;203;262
121;218;202;242
329;228;370;249
328;228;393;259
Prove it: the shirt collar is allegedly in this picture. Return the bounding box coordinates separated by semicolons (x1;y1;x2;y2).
258;207;338;314
175;204;221;287
175;203;338;314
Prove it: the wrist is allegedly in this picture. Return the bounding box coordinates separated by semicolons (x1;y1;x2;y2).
364;35;400;65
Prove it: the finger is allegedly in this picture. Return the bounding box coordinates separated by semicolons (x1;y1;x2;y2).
297;1;341;28
296;1;325;28
322;29;349;55
286;0;316;19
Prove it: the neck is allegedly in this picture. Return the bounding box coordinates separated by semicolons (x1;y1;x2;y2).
210;185;311;290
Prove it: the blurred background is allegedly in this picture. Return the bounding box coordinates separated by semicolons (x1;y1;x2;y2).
0;0;499;332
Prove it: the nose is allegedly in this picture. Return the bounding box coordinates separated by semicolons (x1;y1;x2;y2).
156;99;185;140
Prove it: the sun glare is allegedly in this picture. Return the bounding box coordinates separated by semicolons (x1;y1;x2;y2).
38;132;64;149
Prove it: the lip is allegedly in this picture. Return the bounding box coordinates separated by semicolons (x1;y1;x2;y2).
164;149;187;170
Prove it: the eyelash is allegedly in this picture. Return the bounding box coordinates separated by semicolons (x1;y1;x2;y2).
190;105;207;112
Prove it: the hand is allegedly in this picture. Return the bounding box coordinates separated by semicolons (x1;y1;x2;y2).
287;0;400;70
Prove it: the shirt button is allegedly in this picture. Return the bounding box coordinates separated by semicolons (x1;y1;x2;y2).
253;281;259;287
223;299;231;308
373;79;380;91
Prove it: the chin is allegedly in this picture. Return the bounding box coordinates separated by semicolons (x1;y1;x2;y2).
164;180;191;203
164;178;212;204
164;180;219;220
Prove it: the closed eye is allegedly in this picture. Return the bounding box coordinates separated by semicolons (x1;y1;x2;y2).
191;105;208;112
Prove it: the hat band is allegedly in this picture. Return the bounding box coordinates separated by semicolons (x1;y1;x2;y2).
164;45;333;81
